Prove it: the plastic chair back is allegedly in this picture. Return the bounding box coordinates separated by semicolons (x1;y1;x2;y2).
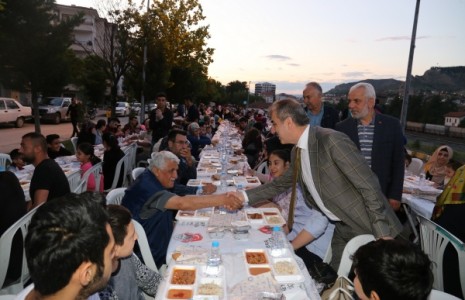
428;289;461;300
132;219;158;273
0;205;41;294
419;216;465;299
131;167;145;181
407;157;424;176
256;161;269;175
104;154;128;192
106;187;127;205
0;153;12;171
70;137;78;154
67;170;82;193
0;295;16;300
337;234;375;277
75;162;103;193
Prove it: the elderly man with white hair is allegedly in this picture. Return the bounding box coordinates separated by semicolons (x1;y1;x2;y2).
122;151;242;268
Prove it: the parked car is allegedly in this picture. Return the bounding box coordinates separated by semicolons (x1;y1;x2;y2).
36;97;72;124
115;101;130;116
0;97;32;128
131;102;141;114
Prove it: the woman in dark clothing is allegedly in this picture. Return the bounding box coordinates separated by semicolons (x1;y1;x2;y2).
431;164;465;298
0;171;27;284
102;132;125;190
242;128;263;169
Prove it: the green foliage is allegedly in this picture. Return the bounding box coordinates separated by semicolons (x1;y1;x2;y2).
386;96;402;118
0;0;83;132
75;55;108;106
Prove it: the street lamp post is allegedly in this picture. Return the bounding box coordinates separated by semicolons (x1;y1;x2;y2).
140;0;150;123
400;0;421;132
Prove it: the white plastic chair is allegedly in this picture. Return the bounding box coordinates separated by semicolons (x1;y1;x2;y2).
0;205;41;295
124;143;137;173
104;154;129;192
407;157;424;176
131;167;145;181
428;289;461;300
0;153;12;171
67;170;82;193
337;234;375;277
418;216;465;299
0;295;16;300
132;219;158;273
70;137;78;154
74;162;103;193
106;187;127;205
256;161;269;175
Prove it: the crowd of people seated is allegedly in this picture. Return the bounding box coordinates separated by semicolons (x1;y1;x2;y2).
2;85;465;299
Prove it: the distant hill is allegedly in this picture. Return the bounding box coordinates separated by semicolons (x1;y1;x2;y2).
325;66;465;96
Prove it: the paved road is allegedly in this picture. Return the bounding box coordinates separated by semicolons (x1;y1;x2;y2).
0;114;129;154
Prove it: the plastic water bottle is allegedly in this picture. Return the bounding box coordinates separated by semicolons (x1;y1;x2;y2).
270;226;285;257
206;241;222;275
419;171;426;187
196;185;203;196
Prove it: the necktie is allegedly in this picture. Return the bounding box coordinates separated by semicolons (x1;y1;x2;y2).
287;147;301;232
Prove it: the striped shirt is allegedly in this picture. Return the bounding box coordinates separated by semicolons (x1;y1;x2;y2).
357;118;375;167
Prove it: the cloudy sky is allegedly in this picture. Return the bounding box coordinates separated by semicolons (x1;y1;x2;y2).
56;0;465;94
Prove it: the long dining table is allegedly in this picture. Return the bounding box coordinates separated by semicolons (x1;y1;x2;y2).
154;122;321;300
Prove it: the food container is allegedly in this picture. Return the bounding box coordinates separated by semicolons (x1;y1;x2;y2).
207;227;226;239
232;221;251;240
244;249;272;277
165;265;197;299
245;210;265;225
270;257;304;283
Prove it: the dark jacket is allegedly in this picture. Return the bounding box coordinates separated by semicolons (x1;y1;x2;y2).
305;105;340;129
335;114;405;201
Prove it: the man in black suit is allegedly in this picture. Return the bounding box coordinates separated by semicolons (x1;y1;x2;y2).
335;82;405;214
303;82;340;129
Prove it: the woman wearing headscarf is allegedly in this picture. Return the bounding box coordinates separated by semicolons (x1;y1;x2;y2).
423;145;453;185
432;164;465;298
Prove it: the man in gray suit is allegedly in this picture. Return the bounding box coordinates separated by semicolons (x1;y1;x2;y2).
234;99;402;269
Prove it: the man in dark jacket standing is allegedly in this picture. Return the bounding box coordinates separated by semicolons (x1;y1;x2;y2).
67;97;80;137
303;82;340;129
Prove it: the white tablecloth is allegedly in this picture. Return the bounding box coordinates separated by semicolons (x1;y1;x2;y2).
402;194;434;219
156;217;321;300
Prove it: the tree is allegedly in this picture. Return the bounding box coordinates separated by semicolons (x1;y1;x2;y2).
224;81;248;105
0;0;82;132
124;0;214;103
75;55;108;107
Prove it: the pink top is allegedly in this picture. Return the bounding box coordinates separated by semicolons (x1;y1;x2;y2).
80;162;104;192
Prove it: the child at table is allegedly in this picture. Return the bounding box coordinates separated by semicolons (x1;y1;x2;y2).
76;142;104;192
255;149;335;266
8;148;26;172
99;205;162;300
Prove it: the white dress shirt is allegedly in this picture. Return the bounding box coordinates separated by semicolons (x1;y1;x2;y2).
297;126;340;221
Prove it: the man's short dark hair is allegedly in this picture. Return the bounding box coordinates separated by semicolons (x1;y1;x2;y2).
46;134;60;145
22;132;47;152
167;129;187;142
26;194;110;296
353;239;433;300
306;81;323;95
156;92;167;99
9;148;21;160
271;99;309;126
107;204;132;245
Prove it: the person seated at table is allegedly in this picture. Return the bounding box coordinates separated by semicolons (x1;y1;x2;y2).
8;148;26;172
187;122;211;160
422;145;453;185
20;132;70;210
167;129;197;186
77;120;97;146
123;116;141;137
438;160;462;189
16;194;115;300
76;142;104;192
432;163;465;298
242;128;263;169
0;171;27;285
46;134;72;159
121;151;243;269
352;239;433;300
99;205;162;300
104;117;124;137
102;132;125;190
94;119;106;145
256;149;334;264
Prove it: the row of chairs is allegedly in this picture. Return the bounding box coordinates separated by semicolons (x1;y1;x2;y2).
0;188;159;300
325;216;464;299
